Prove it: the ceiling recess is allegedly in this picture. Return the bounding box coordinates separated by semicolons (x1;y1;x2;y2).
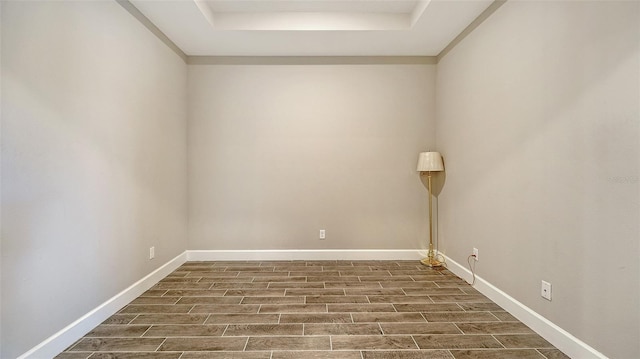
129;0;495;56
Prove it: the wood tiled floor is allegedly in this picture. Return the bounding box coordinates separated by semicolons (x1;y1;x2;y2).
56;260;571;359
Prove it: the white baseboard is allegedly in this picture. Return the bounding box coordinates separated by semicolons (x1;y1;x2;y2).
186;249;424;261
442;254;608;359
18;252;188;359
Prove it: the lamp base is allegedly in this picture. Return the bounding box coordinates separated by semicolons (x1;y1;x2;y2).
420;257;444;267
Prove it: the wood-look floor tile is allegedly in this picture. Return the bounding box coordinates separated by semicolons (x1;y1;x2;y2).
404;288;467;295
191;304;261;313
197;277;251;282
210;283;269;289
368;296;433;304
423;312;499;322
236;271;289;277
53;353;91;359
218;264;263;269
359;276;414;282
456;322;534;334
280;313;353;323
339;271;391;277
393;304;462;312
380;323;462;335
181;352;271;359
159;337;247;351
268;282;325;288
252;276;306;282
245;336;331;350
224;324;303;336
450;349;546;359
413;335;503;349
304;323;383;335
389;271;439;276
403;289;467;296
131;314;208;324
345;289;405;296
130;297;180;305
225;289;286;297
460;288;482;295
159;276;203;283
303;261;337;266
87;353;182;359
324;282;383;288
56;260;565;359
189;272;240;277
119;304;193;314
428;295;492;303
272;351;362;359
177;296;243;305
362;350;454;359
164;289;226;297
259;304;327;313
176;268;212;273
231;267;277;272
241;296;305;304
70;338;163;351
331;335;417;350
306;295;369;303
494;334;554;348
492;311;519;322
380;281;439;288
352;312;426;323
285;289;346;296
433;281;476;288
85;325;150;337
328;304;396;312
143;324;226;336
101;314;136;325
206;314;280;324
210;262;258;267
323;266;361;271
270;267;313;272
537;349;572;359
458;303;504;312
409;275;452;281
307;276;360;282
152;282;212;290
289;271;339;277
140;289;167;297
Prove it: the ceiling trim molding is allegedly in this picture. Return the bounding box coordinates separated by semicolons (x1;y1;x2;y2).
187;56;437;65
437;0;507;62
116;0;188;62
118;0;503;65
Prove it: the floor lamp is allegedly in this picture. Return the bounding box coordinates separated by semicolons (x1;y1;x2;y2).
417;152;444;267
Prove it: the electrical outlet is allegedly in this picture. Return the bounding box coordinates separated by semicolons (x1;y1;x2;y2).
149;246;155;260
472;248;479;261
319;229;326;240
541;280;552;301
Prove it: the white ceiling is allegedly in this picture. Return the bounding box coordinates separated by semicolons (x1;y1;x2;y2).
130;0;495;56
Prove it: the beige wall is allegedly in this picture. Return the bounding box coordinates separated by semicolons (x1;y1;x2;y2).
435;1;639;358
0;1;188;357
188;63;436;251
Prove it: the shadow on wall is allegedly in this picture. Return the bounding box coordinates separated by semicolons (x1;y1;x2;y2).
418;156;447;197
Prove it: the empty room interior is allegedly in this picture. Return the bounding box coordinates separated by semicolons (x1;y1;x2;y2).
1;0;639;358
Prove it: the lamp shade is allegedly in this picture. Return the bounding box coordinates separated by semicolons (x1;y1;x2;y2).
416;152;444;172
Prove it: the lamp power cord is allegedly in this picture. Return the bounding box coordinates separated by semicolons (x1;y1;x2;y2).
467;254;477;286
